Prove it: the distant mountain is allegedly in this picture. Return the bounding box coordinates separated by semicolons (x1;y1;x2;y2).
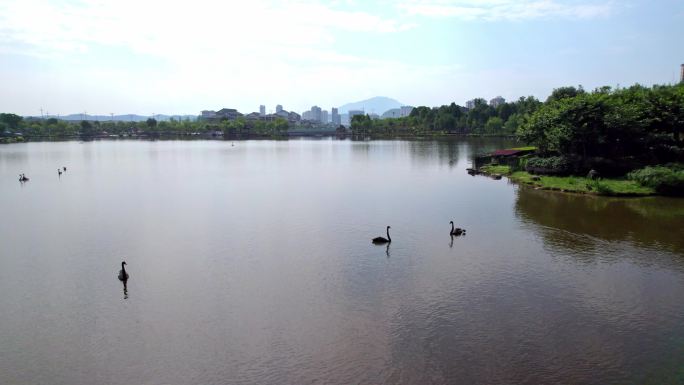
33;114;197;122
337;96;405;115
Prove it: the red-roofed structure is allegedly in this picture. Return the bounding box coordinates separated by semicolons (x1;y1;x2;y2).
490;149;526;157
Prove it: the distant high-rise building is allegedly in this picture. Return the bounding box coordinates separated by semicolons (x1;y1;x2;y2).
302;111;312;121
311;106;322;122
321;110;328;124
489;96;505;108
681;64;684;83
259;105;265;116
331;108;340;126
276;105;283;113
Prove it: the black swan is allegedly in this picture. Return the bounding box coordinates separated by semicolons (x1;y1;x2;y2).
372;226;391;244
450;221;466;236
118;261;129;281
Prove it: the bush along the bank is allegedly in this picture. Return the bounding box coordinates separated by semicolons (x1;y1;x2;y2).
525;156;572;175
517;83;684;175
628;164;684;196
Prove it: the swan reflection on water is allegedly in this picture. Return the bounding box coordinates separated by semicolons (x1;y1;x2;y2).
122;279;128;299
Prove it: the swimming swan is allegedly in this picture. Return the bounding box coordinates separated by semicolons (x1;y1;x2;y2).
372;226;391;244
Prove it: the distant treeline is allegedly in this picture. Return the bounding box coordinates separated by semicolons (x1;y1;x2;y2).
351;95;542;136
0;115;291;139
351;83;684;145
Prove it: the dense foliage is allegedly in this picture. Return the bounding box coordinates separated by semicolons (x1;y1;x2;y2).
351;96;542;136
627;164;684;196
524;156;572;175
0;114;291;139
518;84;684;173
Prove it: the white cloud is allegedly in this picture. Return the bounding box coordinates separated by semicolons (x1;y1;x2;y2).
397;0;614;21
0;0;428;114
0;0;414;58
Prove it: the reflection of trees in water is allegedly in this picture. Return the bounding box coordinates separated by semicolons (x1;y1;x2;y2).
404;138;517;166
515;187;684;257
345;138;519;168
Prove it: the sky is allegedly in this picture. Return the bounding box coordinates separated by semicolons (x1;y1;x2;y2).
0;0;683;116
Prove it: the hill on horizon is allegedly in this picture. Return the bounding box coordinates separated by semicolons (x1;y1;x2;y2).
337;96;405;115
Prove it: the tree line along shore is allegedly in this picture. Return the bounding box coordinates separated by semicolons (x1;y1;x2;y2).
2;83;683;195
457;83;683;197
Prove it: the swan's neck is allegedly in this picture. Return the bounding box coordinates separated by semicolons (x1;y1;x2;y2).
121;263;126;273
451;222;454;233
387;228;391;242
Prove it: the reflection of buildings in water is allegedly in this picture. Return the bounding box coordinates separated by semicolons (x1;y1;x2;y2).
514;187;684;257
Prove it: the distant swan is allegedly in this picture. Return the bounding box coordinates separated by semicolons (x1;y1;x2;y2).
118;261;129;281
450;221;466;236
372;226;391;244
19;174;29;182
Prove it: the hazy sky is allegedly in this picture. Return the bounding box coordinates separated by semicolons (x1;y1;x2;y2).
1;0;682;116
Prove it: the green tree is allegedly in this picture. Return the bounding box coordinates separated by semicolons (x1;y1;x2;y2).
80;120;96;137
484;117;504;134
350;114;373;134
273;118;289;134
546;86;585;103
0;113;23;130
146;118;157;129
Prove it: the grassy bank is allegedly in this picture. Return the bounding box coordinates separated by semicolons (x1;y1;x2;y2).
479;165;655;196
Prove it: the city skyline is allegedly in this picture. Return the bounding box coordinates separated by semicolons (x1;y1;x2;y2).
1;0;683;116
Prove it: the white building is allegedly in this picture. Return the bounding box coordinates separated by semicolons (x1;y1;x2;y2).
201;110;217;119
321;110;328;124
381;106;413;119
331;108;340;126
311;106;322;122
259;105;265;116
276;105;283;113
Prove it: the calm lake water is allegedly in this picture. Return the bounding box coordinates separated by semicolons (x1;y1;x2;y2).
1;139;684;385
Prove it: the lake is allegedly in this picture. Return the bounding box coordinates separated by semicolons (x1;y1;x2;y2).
1;139;684;384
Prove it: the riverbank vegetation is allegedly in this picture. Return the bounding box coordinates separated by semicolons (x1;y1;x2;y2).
0;113;291;142
351;95;542;136
473;83;684;196
517;84;683;176
479;164;656;196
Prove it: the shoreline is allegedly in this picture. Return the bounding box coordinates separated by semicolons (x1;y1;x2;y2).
1;132;516;144
477;164;657;197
